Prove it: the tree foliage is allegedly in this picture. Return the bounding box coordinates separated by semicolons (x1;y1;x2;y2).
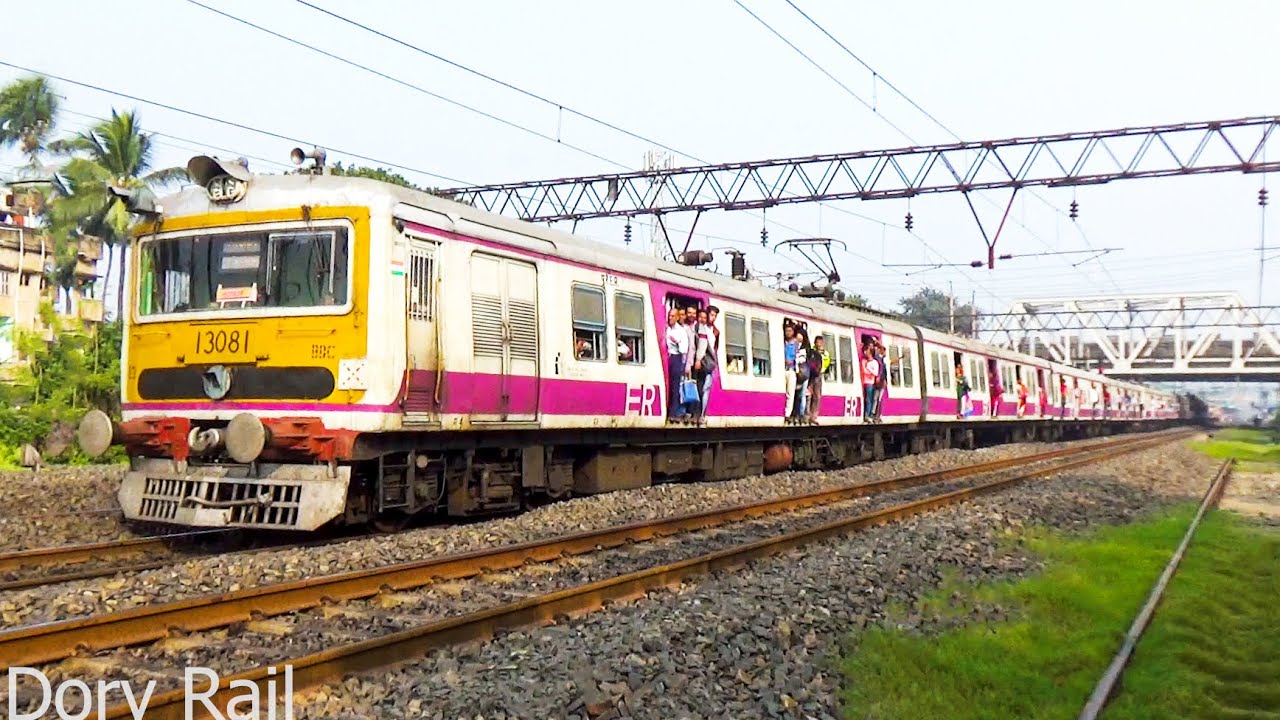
48;108;187;317
898;287;980;337
0;310;122;466
325;162;458;200
0;75;59;160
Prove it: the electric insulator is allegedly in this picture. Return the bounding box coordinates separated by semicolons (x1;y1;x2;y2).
1260;188;1270;207
624;220;632;244
1069;200;1079;220
760;226;768;246
904;212;914;232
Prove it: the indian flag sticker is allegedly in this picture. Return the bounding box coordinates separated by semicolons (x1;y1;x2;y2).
390;259;406;276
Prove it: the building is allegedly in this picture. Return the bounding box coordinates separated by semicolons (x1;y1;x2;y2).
0;184;104;364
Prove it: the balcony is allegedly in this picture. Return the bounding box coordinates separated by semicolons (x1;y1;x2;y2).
78;298;105;323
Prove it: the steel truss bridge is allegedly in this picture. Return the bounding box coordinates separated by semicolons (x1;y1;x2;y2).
980;293;1280;381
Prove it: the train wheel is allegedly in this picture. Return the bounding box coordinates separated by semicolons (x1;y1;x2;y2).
370;512;412;534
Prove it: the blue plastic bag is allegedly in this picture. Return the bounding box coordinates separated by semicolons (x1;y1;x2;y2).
680;378;700;405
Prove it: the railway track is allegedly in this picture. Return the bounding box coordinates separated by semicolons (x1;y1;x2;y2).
0;428;1191;718
0;530;235;592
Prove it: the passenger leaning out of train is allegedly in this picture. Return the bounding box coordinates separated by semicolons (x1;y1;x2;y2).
783;323;800;420
1059;377;1068;418
989;375;1003;418
1016;378;1029;418
1037;383;1048;418
860;344;880;423
1088;383;1101;416
789;330;812;424
872;339;888;421
954;363;970;419
806;335;830;425
691;308;717;425
665;307;693;422
1101;386;1111;418
700;306;721;416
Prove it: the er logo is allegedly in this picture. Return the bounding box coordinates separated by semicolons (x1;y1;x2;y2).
625;384;661;417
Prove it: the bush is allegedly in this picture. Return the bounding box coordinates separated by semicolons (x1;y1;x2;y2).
1;311;122;466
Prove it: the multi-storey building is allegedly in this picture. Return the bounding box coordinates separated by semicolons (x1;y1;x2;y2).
0;185;103;364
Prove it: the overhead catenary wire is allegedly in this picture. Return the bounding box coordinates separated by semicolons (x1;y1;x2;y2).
292;0;706;165
191;2;926;292
780;0;1123;293
746;0;1117;300
182;0;633;173
280;0;930;289
0;59;473;186
730;0;1011;307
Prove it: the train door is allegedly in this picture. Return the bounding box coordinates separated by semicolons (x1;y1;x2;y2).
470;253;540;422
403;238;440;422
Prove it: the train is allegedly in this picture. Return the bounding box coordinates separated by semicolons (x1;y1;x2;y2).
75;154;1184;532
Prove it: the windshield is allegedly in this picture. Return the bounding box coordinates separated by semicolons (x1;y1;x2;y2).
138;227;349;316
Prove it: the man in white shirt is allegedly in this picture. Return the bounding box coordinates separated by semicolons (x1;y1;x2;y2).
666;307;692;421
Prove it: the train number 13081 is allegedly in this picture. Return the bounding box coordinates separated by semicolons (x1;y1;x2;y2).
194;329;250;355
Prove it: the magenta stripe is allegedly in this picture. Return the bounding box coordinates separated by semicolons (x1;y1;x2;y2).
123;400;398;413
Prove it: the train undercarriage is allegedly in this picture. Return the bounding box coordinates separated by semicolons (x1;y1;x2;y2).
112;418;1178;532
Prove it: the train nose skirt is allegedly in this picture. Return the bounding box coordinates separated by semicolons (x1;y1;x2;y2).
119;459;351;531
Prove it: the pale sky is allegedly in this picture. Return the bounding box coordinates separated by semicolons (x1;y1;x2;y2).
2;0;1277;315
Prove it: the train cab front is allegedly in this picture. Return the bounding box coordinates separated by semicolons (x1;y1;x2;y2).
80;410;357;530
80;157;380;531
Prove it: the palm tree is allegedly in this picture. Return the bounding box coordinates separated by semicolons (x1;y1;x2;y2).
0;75;60;163
49;109;186;318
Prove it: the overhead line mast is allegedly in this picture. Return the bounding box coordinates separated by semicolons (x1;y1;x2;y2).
445;116;1280;268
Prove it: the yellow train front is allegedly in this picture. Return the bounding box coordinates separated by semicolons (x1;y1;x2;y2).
79;156;411;531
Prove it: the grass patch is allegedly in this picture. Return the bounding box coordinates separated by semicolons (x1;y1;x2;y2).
840;508;1280;720
1189;428;1280;472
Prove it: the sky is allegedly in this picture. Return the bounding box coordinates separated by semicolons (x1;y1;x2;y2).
1;0;1278;316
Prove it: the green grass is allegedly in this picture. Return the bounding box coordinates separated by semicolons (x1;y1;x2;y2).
840;508;1280;720
1189;427;1280;472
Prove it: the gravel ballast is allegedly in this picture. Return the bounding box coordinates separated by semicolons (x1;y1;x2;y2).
0;465;131;553
0;436;1121;627
284;437;1216;720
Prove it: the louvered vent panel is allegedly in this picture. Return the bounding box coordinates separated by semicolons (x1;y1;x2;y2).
508;299;539;361
472;295;505;357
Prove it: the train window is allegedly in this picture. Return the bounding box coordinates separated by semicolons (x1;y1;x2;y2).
138;228;349;315
941;356;951;390
820;336;836;381
725;313;748;374
929;351;942;389
408;246;435;321
900;345;914;387
571;284;606;362
888;345;902;387
750;318;771;376
614;291;645;364
838;335;854;383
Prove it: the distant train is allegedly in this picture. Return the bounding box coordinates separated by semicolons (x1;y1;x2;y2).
77;155;1183;532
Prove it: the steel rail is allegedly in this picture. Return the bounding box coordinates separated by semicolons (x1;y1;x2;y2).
125;430;1192;720
0;529;231;575
1077;458;1234;720
0;430;1186;671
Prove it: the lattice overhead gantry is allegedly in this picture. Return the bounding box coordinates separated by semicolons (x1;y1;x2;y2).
980;293;1280;381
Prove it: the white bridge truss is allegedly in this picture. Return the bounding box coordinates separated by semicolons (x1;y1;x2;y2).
980;293;1280;381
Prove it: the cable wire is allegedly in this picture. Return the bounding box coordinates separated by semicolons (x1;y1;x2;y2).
293;0;706;164
781;0;1122;293
183;0;630;171
0;59;472;185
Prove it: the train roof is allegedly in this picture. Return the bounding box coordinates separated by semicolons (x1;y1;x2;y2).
153;170;1174;399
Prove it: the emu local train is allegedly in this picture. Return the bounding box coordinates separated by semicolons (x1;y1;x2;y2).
76;155;1183;532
